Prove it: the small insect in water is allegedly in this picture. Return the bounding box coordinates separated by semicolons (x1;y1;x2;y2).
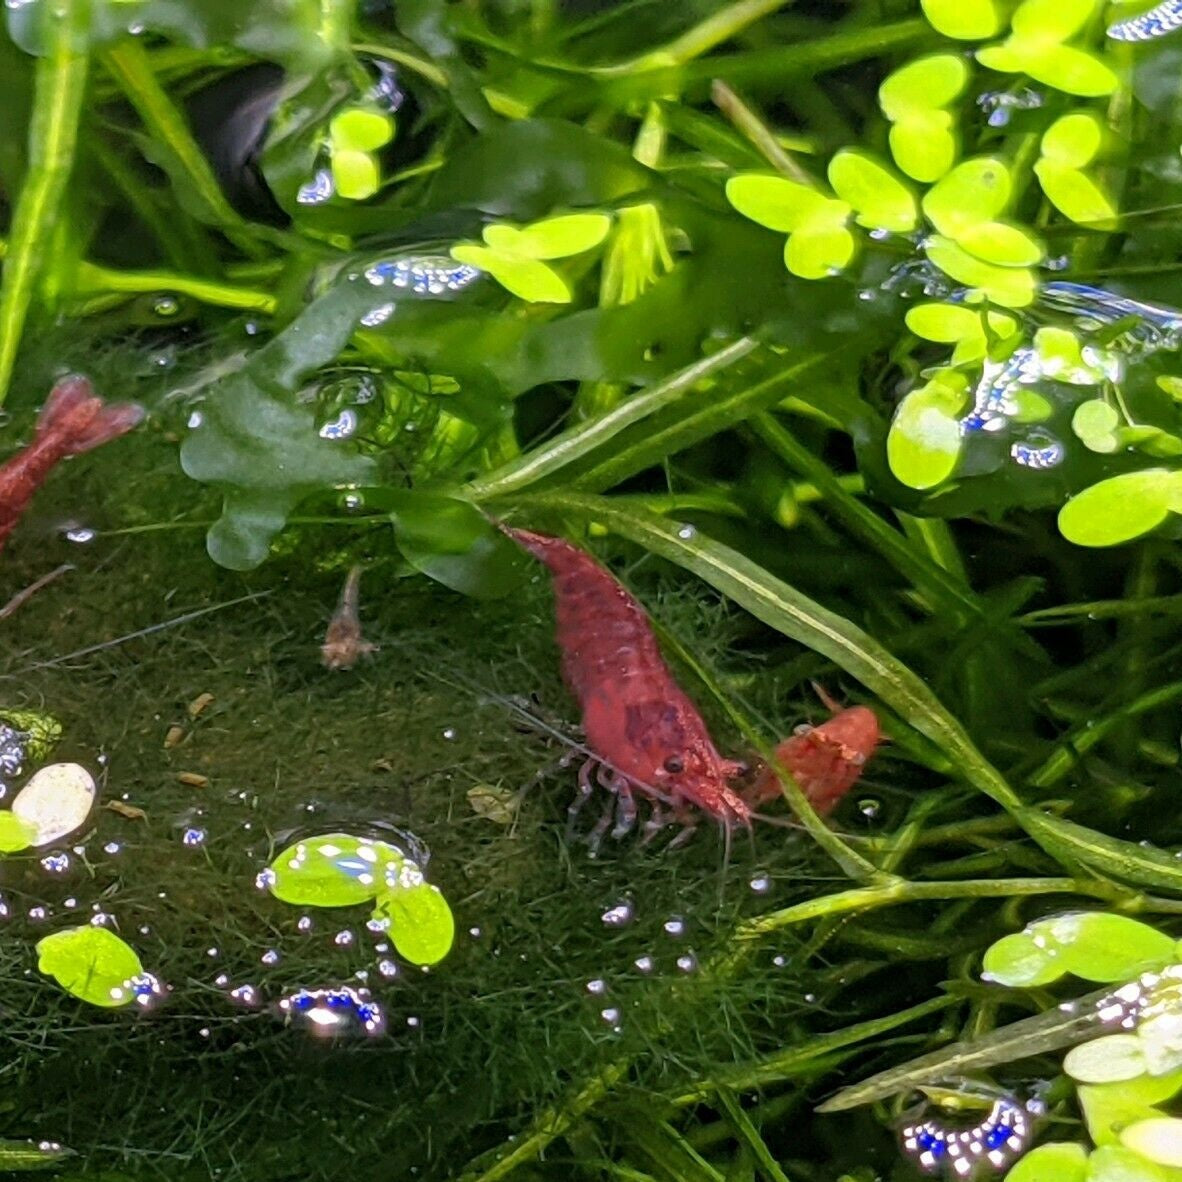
503;526;878;848
321;565;377;670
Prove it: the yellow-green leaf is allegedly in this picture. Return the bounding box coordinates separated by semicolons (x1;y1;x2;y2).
921;0;1005;38
923;157;1012;236
890;110;959;182
491;212;612;259
1058;470;1182;547
726;174;829;233
37;926;145;1008
956;220;1044;266
828;149;918;232
879;54;970;118
372;882;455;966
450;245;573;303
924;235;1036;307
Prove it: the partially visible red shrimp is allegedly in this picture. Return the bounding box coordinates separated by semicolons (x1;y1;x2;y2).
747;697;880;816
505;526;880;847
0;375;144;553
504;525;751;846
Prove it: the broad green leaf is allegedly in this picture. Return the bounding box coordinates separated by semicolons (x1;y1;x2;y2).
1006;1143;1088;1182
906;303;986;343
1122;1119;1182;1168
981;931;1063;986
179;277;379;570
924;235;1037;307
450;244;572;303
923;158;1012;236
329;109;395;153
921;0;1005;38
1011;0;1100;42
1081;1073;1182;1147
1122;427;1182;459
956;220;1044;266
828;150;918;232
266;833;411;907
0;812;34;853
726;174;829;233
887;375;966;490
1087;1144;1172;1182
1011;389;1054;421
1034;161;1118;227
331;149;380;201
879;54;970;118
1042;112;1105;168
372;883;455;966
384;490;530;598
486;213;612;259
1065;1035;1149;1084
785;211;857;279
890;110;959;182
1058;470;1182;547
36;926;144;1008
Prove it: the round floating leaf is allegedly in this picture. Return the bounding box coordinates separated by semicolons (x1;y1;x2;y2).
0;709;61;762
981;931;1064;986
1065;1035;1149;1084
1122;427;1182;459
784;206;857;279
332;148;380;201
887;372;967;490
879;54;970;118
267;833;411;907
1080;1072;1182;1148
921;0;1005;38
1025;44;1120;97
486;213;612;259
1012;0;1099;42
1073;399;1121;450
449;244;572;303
1011;389;1054;422
726;174;829;233
827;150;918;233
905;302;1018;346
956;220;1044;267
1058;470;1182;547
923;158;1012;237
0;811;34;853
372;882;455;966
1034;161;1118;228
1087;1145;1171;1182
924;236;1036;307
890;110;959;182
1121;1119;1182;1168
1042;112;1104;168
37;926;144;1008
1006;1142;1088;1182
329;108;394;152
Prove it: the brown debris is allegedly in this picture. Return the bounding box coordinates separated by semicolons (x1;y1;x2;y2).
187;692;215;719
105;800;146;822
177;772;209;788
163;724;185;749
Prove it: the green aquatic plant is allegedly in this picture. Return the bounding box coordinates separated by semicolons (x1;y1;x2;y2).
36;925;156;1008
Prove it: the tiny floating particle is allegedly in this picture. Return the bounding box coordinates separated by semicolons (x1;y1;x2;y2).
177;772;209;789
163;725;185;749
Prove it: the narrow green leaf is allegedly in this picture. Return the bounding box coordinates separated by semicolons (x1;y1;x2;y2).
0;0;90;405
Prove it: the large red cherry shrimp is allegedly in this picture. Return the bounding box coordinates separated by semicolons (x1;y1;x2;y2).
503;525;879;847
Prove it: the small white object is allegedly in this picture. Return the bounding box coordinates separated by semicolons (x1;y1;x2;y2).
12;762;96;847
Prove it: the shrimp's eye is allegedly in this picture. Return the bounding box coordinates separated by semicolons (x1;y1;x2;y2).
663;756;684;774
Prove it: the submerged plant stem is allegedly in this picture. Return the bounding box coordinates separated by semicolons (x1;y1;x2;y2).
0;0;91;406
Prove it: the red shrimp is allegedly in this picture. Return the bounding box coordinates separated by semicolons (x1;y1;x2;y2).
505;526;880;846
0;375;143;553
505;526;751;845
747;698;880;816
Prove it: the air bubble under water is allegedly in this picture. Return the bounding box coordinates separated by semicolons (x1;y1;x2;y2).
601;901;634;927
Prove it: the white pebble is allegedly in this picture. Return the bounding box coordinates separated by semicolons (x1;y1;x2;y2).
12;763;96;846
